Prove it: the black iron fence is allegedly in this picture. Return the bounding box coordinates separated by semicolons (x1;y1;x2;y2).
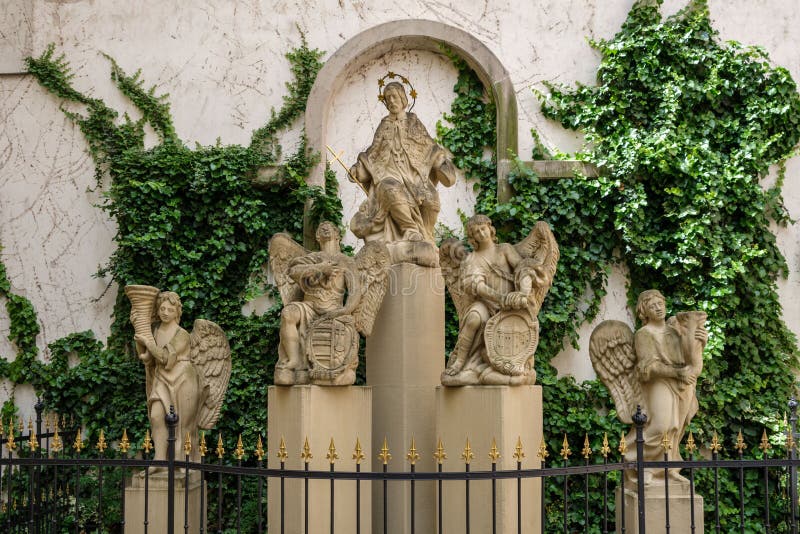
2;399;800;533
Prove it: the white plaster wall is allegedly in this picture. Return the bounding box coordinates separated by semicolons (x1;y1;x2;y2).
0;0;799;401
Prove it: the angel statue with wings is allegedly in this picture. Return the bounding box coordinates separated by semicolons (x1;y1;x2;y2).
589;289;707;485
269;221;390;386
440;214;559;386
125;286;231;467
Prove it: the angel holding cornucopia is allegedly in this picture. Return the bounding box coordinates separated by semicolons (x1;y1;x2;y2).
125;285;231;468
589;289;707;485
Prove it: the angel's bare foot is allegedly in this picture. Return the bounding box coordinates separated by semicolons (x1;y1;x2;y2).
444;362;463;376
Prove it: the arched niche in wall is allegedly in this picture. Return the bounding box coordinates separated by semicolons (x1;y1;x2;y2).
304;19;518;247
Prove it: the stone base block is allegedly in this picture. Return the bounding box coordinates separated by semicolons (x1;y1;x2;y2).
435;385;543;533
616;483;704;534
366;263;445;534
267;385;372;534
124;471;204;534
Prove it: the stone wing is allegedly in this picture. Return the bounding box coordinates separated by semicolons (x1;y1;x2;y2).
439;238;474;320
588;320;640;424
514;221;560;312
269;233;307;305
190;319;232;430
351;242;391;337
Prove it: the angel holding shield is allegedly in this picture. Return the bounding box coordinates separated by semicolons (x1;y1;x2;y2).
440;214;559;386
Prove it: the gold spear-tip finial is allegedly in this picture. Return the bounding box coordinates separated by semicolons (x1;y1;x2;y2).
378;436;391;465
760;429;772;454
353;437;365;465
96;429;107;454
28;424;38;452
710;431;722;454
256;435;265;462
119;429;130;455
142;429;152;454
184;432;193;457
582;434;592;460
301;437;313;463
51;425;63;454
600;433;611;459
489;438;501;463
461;438;474;465
327;438;339;465
73;428;84;454
735;430;746;454
277;436;288;462
514;436;526;462
660;433;672;453
406;437;420;466
686;431;697;455
618;432;627;456
5;422;16;452
560;434;572;460
216;434;225;459
199;432;208;458
433;438;447;465
537;438;548;462
235;435;245;460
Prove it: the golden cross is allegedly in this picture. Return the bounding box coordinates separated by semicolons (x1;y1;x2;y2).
325;145;368;196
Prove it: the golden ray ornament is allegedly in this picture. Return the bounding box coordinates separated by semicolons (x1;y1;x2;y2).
51;426;63;454
618;432;627;456
376;71;417;110
28;424;38;452
184;432;193;457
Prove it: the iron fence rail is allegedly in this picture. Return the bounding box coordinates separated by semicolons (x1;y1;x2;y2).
1;401;799;533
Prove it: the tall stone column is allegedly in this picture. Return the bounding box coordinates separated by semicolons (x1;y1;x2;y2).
366;263;445;534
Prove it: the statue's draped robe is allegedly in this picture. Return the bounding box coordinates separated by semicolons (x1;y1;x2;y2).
626;323;698;463
352;112;455;243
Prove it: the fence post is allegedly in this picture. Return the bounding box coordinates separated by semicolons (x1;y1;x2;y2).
633;405;647;534
166;405;179;534
790;397;798;534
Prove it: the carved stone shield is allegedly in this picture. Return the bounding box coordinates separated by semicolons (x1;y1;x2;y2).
484;309;539;375
306;316;359;381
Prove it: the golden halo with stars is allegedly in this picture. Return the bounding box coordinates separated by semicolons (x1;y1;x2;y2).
377;71;417;111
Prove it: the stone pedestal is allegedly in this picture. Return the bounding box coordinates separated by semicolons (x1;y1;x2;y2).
267;385;372;534
616;481;704;534
366;264;445;534
124;471;204;534
435;385;543;533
